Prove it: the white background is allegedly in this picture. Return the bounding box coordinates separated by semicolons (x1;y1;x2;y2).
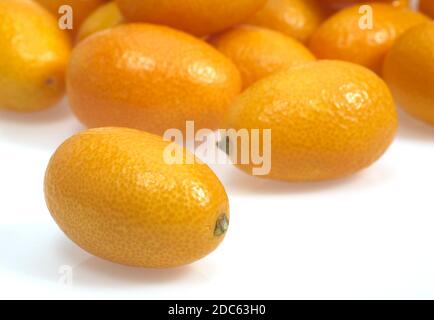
1;98;434;300
1;0;433;300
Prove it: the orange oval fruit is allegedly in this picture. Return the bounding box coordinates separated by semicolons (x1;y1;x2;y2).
309;3;429;73
35;0;106;37
44;127;230;268
115;0;266;37
248;0;327;43
420;0;434;19
227;60;398;182
0;0;71;112
383;22;434;125
67;24;241;136
77;1;123;42
210;25;315;89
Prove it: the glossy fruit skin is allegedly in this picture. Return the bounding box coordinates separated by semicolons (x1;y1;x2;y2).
309;4;429;73
77;1;123;42
247;0;327;43
115;0;266;37
44;127;230;268
383;22;434;126
36;0;106;37
320;0;409;10
420;0;434;19
210;25;315;89
227;60;398;182
0;0;71;112
67;24;241;136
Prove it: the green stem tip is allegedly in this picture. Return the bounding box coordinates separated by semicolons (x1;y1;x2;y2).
214;214;229;237
216;135;231;156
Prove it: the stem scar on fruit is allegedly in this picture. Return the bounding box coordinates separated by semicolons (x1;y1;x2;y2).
214;214;229;237
216;135;231;156
45;76;56;87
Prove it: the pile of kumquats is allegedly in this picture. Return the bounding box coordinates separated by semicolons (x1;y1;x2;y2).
1;0;433;268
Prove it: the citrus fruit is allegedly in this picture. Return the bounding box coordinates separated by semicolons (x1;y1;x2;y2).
67;24;241;136
77;1;123;42
420;0;434;19
383;22;434;125
44;127;230;268
226;60;398;182
210;25;315;89
320;0;408;10
35;0;106;37
0;0;71;112
115;0;266;36
309;3;429;73
247;0;327;43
